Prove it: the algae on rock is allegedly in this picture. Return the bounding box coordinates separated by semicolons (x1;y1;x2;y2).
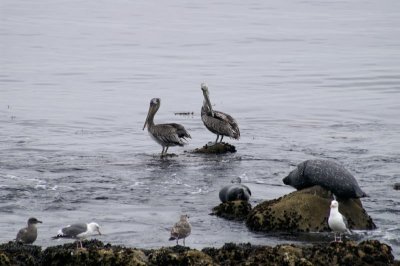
211;200;252;221
246;185;376;233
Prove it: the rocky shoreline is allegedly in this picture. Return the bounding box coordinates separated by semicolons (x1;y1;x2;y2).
0;239;397;266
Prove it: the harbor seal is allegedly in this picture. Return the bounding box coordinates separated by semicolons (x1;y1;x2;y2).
283;159;367;199
219;183;251;203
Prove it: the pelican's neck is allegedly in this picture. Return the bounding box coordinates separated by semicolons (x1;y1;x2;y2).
146;111;156;128
202;92;214;115
146;105;159;129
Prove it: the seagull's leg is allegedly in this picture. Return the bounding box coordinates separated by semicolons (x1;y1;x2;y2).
165;146;169;155
176;239;178;245
220;136;224;143
215;135;219;144
183;238;185;246
338;233;342;242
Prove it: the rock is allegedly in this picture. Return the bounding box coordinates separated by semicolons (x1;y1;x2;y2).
0;241;42;266
246;185;376;233
202;241;394;266
0;239;395;265
394;183;400;190
193;142;236;154
146;246;215;266
211;200;252;220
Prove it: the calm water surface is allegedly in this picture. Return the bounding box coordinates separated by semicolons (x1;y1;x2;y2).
1;0;400;258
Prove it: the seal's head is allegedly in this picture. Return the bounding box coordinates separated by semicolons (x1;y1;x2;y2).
283;161;308;189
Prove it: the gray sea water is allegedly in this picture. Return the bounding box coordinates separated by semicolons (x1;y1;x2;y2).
1;0;400;259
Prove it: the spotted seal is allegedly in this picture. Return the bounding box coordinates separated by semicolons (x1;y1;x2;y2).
219;182;251;203
283;159;366;199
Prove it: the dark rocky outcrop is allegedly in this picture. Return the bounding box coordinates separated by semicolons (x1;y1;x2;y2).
0;240;396;266
193;142;236;154
211;200;252;221
246;185;376;233
394;183;400;190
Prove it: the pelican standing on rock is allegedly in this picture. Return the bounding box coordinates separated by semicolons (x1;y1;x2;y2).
143;98;191;156
201;83;240;143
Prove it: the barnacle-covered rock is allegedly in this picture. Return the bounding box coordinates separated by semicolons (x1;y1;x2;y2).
246;185;376;233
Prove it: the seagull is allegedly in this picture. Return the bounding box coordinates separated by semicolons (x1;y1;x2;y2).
16;217;42;244
143;98;191;157
328;200;351;242
169;214;191;246
52;222;101;248
200;83;240;144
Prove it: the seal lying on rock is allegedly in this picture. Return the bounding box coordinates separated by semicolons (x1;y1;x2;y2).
283;159;367;199
219;178;251;203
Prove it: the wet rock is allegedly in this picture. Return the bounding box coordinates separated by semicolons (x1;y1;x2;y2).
0;239;395;266
146;246;215;266
202;240;394;266
0;241;42;266
394;183;400;190
246;185;376;233
42;240;147;266
193;142;236;154
211;200;252;220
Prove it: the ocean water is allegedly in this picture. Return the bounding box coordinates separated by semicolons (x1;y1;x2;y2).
1;0;399;258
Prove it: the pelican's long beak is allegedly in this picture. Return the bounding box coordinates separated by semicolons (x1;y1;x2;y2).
143;106;152;130
203;91;214;117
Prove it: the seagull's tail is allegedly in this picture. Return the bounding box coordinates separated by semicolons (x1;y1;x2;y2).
51;234;64;240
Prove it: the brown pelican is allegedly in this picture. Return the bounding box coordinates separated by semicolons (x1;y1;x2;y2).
201;83;240;143
143;98;191;156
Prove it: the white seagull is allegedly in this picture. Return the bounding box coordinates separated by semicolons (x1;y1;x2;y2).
52;222;101;248
328;200;351;242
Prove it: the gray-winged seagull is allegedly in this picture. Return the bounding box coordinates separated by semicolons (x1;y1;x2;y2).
328;200;351;242
169;214;191;246
16;217;42;244
52;222;101;248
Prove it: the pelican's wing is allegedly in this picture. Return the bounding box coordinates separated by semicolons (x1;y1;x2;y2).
153;124;190;145
169;123;191;139
213;111;240;139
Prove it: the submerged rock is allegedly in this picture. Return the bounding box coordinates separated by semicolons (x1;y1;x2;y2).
193;142;236;154
394;183;400;190
246;185;376;233
211;200;252;220
0;239;396;266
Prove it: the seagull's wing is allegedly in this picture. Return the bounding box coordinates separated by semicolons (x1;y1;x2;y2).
61;223;88;237
342;214;352;234
16;228;28;242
